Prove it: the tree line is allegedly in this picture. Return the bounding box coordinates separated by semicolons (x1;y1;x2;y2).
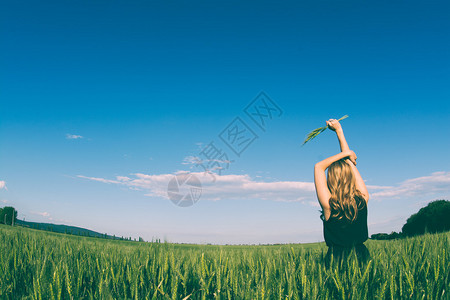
0;206;150;242
371;199;450;240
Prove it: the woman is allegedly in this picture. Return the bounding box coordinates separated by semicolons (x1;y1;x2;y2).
314;118;370;266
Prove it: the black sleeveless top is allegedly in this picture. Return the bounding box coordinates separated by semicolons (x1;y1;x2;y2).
321;204;368;248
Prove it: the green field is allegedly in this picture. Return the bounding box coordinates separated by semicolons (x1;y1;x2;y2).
0;225;448;299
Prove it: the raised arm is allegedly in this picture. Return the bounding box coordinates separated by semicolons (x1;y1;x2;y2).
314;150;354;212
326;119;350;154
346;159;369;203
326;119;369;203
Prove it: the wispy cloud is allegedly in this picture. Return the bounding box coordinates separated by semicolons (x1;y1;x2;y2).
30;211;70;223
0;181;6;190
66;134;84;140
1;199;8;204
182;155;234;174
77;175;121;184
198;173;315;202
370;171;450;200
32;211;51;217
182;156;201;165
77;171;450;204
366;184;393;190
78;172;315;203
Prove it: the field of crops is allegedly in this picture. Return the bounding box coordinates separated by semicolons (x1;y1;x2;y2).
0;224;448;299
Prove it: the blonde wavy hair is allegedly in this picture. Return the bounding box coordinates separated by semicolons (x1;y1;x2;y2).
327;159;366;222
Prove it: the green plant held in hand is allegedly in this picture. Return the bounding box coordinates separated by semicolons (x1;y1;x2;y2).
302;115;349;146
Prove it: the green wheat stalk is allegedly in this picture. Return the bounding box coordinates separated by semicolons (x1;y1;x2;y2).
302;115;349;146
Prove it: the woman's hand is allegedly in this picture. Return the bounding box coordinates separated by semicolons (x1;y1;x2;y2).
341;149;357;165
326;119;343;132
344;150;357;165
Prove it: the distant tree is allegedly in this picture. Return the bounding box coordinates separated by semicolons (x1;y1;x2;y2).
372;231;402;240
402;200;450;237
389;231;402;239
0;206;18;225
371;233;390;240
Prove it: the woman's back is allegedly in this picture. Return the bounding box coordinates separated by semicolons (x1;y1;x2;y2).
322;204;368;247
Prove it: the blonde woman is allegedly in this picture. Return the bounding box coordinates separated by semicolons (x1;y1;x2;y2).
314;119;370;265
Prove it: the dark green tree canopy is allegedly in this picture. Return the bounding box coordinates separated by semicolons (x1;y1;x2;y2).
402;200;450;236
0;206;18;225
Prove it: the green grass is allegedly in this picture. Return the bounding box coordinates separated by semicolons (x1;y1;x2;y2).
0;224;448;299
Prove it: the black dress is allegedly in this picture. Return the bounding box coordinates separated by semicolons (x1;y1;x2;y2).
321;204;370;266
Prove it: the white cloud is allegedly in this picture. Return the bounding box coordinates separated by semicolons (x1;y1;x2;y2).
1;199;8;204
77;171;450;204
32;211;51;217
370;171;450;200
78;172;316;203
182;155;234;173
305;201;321;208
198;173;315;202
0;181;6;190
30;211;70;223
66;134;83;140
366;184;393;190
77;175;121;184
182;156;201;165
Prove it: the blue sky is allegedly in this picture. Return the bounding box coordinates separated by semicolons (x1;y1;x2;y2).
1;0;449;244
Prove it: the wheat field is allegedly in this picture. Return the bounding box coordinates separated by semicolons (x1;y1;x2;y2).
0;224;448;299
